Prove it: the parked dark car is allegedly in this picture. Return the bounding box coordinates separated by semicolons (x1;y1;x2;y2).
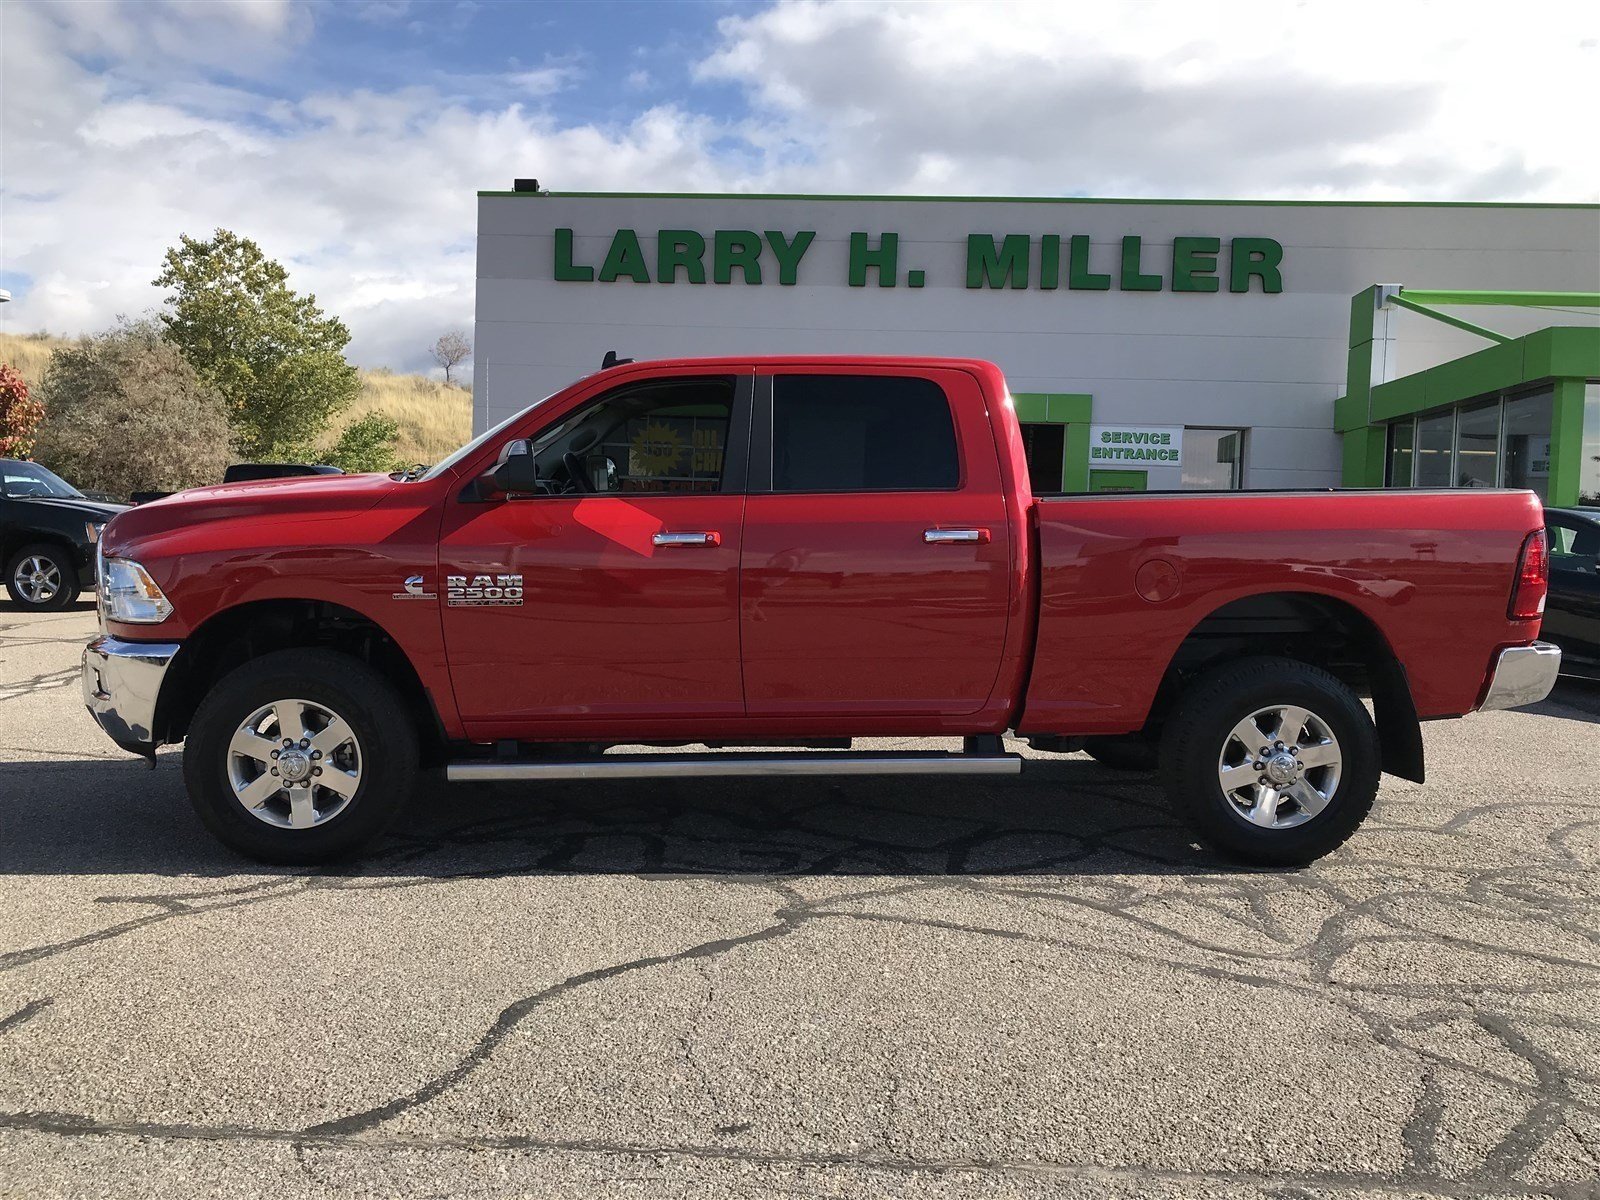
1543;506;1600;679
221;463;344;484
0;459;127;611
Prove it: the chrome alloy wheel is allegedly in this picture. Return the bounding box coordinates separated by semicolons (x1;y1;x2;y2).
226;699;362;830
14;555;63;604
1216;704;1342;830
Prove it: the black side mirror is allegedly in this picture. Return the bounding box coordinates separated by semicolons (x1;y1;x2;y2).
478;440;542;499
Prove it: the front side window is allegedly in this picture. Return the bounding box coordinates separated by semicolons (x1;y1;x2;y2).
771;374;959;493
0;461;82;499
529;377;734;494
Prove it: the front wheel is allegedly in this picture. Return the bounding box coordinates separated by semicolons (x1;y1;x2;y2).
5;543;79;611
1159;657;1380;866
183;649;418;863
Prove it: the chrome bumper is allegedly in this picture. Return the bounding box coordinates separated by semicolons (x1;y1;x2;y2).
1478;641;1562;712
82;635;181;756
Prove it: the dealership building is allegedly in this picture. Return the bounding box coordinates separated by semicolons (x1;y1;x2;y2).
474;191;1600;505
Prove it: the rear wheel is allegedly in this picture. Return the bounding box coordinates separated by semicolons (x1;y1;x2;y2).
1159;657;1380;866
5;543;78;611
183;649;418;863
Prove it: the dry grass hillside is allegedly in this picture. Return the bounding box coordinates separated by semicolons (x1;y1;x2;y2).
0;330;472;467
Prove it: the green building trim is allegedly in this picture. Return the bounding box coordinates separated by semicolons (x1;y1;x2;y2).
1335;286;1600;503
1012;392;1094;492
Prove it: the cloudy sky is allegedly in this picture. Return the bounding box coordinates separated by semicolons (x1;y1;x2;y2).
2;0;1596;374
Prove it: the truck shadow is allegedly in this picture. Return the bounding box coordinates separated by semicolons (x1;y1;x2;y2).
2;754;1236;879
1531;678;1600;725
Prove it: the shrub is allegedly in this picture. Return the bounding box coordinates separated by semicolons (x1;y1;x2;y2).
0;363;44;458
34;322;232;498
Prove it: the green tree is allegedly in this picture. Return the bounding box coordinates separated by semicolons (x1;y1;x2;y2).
34;322;232;498
326;412;402;474
153;229;383;464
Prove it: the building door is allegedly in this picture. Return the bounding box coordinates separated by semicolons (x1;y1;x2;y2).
739;367;1013;720
438;371;752;736
1089;469;1147;492
1020;423;1066;493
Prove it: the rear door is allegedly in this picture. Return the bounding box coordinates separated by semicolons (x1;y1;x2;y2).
739;366;1012;719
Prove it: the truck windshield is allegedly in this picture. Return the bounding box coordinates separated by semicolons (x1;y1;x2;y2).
413;389;562;482
2;461;84;499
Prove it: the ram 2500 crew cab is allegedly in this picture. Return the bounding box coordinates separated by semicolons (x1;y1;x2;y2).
82;357;1560;865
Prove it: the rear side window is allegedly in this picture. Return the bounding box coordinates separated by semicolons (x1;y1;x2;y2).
771;374;959;492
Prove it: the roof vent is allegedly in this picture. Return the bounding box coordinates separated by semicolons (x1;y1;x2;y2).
513;178;541;193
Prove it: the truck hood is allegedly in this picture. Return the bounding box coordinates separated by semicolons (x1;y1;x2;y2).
103;472;400;553
11;496;130;523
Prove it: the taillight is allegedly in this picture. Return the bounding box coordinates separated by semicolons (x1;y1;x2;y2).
1508;529;1548;620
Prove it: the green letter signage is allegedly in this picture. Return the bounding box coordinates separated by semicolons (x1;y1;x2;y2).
1172;236;1220;293
966;234;1030;289
765;230;815;285
713;230;762;284
598;229;650;283
849;232;898;288
1229;237;1284;293
656;230;706;284
551;227;1286;296
1118;236;1161;292
553;228;593;282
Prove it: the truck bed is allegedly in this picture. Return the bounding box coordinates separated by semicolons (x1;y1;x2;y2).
1019;488;1545;734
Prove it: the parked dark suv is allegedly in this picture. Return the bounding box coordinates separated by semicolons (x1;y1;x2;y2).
0;460;127;611
1544;506;1600;679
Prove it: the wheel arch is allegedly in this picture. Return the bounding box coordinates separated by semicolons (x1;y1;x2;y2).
154;598;449;764
1151;589;1423;784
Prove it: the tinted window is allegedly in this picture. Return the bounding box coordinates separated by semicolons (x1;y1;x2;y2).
772;375;959;492
531;378;734;494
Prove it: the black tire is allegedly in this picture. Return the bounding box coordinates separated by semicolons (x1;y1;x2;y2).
5;543;79;611
183;649;418;863
1082;735;1158;772
1158;656;1380;867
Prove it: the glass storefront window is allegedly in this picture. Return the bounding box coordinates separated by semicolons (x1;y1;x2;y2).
1386;419;1415;486
1582;382;1600;508
1414;411;1454;487
1503;389;1552;501
1182;427;1244;489
1454;401;1501;488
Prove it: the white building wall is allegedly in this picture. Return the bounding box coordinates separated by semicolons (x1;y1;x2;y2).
473;195;1600;489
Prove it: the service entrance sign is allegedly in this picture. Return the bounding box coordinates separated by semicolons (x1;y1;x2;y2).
1088;425;1183;467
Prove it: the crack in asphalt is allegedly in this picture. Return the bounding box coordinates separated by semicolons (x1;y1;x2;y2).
3;622;1599;1194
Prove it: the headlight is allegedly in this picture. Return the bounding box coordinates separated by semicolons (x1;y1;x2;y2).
85;521;105;543
101;557;173;624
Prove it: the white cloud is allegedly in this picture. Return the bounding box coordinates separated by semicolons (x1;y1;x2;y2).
1;0;1595;373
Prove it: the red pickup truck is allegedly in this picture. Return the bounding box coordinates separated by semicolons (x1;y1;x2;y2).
82;357;1559;866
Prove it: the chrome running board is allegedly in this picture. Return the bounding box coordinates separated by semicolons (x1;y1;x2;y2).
446;751;1022;783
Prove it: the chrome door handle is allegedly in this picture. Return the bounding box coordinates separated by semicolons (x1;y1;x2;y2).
924;528;991;544
653;531;722;547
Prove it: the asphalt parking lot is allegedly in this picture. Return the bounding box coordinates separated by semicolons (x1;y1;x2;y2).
1;603;1597;1199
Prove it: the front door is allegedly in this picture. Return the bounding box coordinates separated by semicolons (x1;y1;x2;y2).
739;366;1013;721
439;371;752;738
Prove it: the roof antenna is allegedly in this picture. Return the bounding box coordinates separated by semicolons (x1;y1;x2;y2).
601;350;633;370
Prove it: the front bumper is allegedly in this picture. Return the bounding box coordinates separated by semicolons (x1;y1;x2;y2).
1478;641;1562;712
82;635;180;756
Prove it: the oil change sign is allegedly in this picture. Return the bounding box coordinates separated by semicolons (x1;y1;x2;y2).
1089;425;1183;466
